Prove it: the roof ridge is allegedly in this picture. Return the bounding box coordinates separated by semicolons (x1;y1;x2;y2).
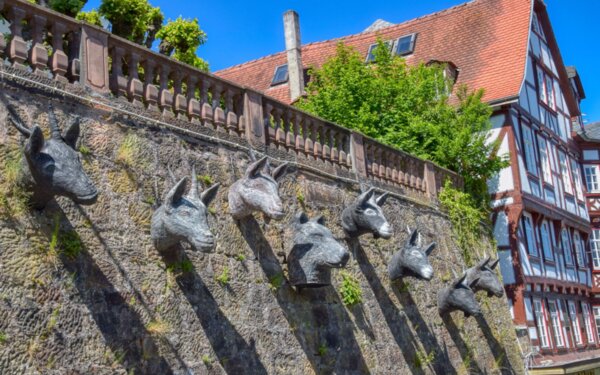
216;0;479;74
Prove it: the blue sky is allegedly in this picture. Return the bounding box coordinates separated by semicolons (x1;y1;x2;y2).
83;0;600;123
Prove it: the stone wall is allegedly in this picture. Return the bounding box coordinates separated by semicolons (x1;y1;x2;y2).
0;70;525;374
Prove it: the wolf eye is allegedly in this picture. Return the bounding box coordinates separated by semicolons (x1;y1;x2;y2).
365;208;377;216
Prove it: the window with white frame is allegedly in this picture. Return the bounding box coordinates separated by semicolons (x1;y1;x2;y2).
594;307;600;342
540;221;554;261
573;231;586;268
523;214;539;257
522;124;538;176
583;303;595;343
569;301;583;345
570;159;584;200
559;152;573;195
561;229;574;265
584;165;600;192
538;137;552;184
592;230;600;270
534;299;551;348
548;300;565;347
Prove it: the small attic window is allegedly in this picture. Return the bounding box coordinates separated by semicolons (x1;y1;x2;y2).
394;34;416;56
271;64;289;86
365;40;393;63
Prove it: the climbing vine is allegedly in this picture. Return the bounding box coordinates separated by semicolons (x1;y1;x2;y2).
438;180;487;266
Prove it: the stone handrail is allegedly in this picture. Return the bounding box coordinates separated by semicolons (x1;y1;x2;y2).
0;0;463;201
262;96;352;169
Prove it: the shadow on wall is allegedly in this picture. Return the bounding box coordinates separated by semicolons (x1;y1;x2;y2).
475;314;515;374
441;315;484;374
48;209;174;374
349;239;454;375
237;216;371;375
157;245;269;375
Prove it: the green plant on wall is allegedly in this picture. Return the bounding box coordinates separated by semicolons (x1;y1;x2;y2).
49;215;83;259
438;180;486;266
413;349;435;369
216;266;229;286
115;133;144;169
339;271;362;306
0;146;31;218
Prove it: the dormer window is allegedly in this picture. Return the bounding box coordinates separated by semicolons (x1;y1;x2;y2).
394;34;416;56
365;40;393;62
271;64;289;86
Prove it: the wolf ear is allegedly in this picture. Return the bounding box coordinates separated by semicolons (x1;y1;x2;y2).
479;256;491;270
165;177;188;209
356;188;375;207
453;273;467;288
407;229;418;246
294;211;310;225
490;258;500;270
26;126;45;155
425;242;436;256
63;117;80;149
272;162;289;181
200;183;220;207
314;215;326;226
246;156;268;178
469;277;480;289
375;192;389;207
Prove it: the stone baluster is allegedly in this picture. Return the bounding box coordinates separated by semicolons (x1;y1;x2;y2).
313;122;322;160
339;134;348;168
213;83;225;130
172;72;186;118
143;59;159;111
200;78;213;126
67;29;81;82
225;89;239;134
187;76;200;123
8;6;28;69
294;113;303;153
330;129;339;164
263;102;274;144
281;110;291;149
128;52;144;105
28;14;48;76
158;66;174;117
385;151;392;181
109;46;127;97
272;108;282;147
284;111;294;149
391;154;399;186
50;22;69;82
303;118;313;158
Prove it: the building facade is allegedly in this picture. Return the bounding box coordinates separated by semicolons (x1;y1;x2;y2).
215;0;600;371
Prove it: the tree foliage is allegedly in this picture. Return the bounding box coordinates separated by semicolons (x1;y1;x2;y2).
296;41;508;208
76;9;102;27
156;17;209;71
98;0;163;46
28;0;86;17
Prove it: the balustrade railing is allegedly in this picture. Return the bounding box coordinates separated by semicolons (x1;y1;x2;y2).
0;0;463;201
262;97;352;169
0;0;81;82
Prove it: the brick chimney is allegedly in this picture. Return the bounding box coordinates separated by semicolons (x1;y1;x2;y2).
283;10;304;102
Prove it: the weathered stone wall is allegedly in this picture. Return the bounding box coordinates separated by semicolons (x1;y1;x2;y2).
0;72;524;374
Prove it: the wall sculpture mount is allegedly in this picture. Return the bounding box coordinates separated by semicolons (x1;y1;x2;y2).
341;187;392;239
437;273;482;318
228;155;288;220
388;229;436;281
151;167;220;252
465;256;503;297
288;212;350;288
6;103;98;209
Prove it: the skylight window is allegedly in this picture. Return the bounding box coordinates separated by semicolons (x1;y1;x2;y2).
365;41;393;62
395;34;416;56
271;64;289;85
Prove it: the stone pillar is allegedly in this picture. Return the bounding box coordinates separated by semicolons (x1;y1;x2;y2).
80;25;110;93
243;90;266;149
423;161;437;199
283;10;304;102
350;132;367;178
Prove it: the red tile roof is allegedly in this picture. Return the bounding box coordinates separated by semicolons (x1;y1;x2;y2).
215;0;533;105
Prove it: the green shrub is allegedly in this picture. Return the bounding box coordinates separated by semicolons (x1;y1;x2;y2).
268;272;284;291
216;267;229;285
235;254;246;262
339;271;362;306
0;331;7;344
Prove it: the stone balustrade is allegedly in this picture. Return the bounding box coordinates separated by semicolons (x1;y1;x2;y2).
0;0;463;202
263;97;352;169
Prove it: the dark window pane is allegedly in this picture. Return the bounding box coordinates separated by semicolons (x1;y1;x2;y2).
272;65;289;85
395;34;415;56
